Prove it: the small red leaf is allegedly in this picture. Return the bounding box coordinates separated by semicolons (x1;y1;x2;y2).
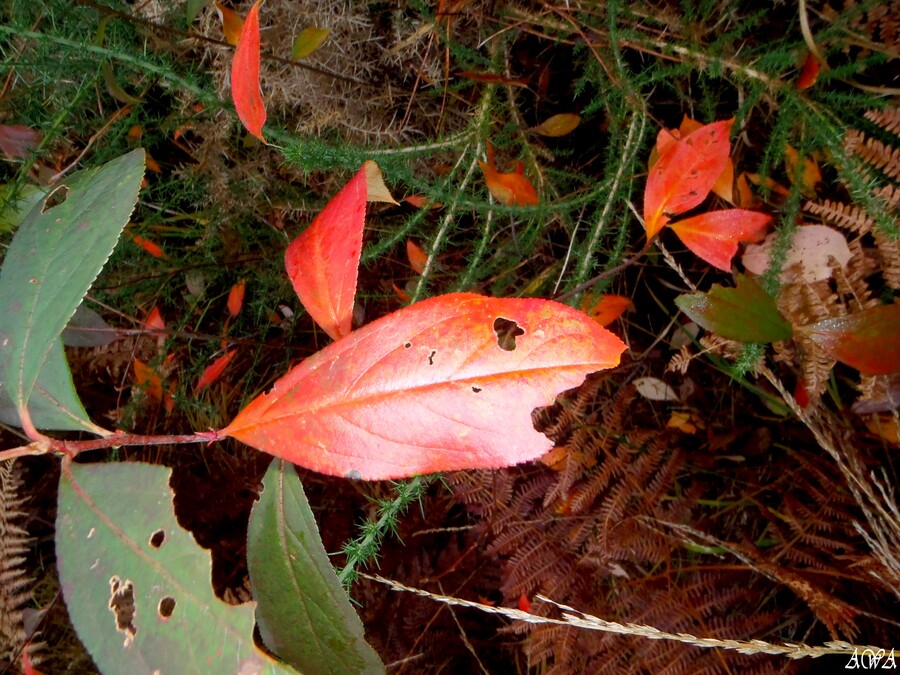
0;125;42;159
219;293;625;479
228;280;246;318
797;304;900;376
145;306;166;331
406;239;428;275
196;350;237;391
644;119;734;239
231;0;266;142
518;594;532;613
479;143;539;206
133;235;166;258
285;162;378;340
669;209;771;271
796;51;821;90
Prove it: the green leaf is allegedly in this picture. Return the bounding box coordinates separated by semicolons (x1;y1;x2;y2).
291;26;330;60
56;462;296;675
0;338;95;431
797;303;900;376
0;183;46;235
248;459;385;675
0;149;144;431
186;0;213;24
675;273;793;343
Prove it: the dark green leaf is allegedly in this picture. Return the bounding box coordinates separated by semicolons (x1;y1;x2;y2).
0;149;144;431
56;462;295;675
248;460;385;675
675;274;793;343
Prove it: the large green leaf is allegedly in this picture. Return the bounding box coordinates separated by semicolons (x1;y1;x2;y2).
675;274;793;343
0;338;96;431
56;461;296;675
0;149;144;431
248;460;385;675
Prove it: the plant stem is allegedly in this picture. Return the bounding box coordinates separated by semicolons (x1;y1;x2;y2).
0;431;217;462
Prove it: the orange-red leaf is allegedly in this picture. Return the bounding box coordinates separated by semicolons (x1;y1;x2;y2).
284;162;375;340
219;293;625;479
145;306;166;331
228;280;246;317
133;358;163;401
479;143;539;206
231;0;266;142
669;209;770;271
797;304;900;376
196;349;237;391
133;235;166;258
581;294;631;327
796;51;821;90
518;594;532;613
644;119;734;238
406;239;428;275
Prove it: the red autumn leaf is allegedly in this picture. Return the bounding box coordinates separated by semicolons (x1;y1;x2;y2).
669;209;771;271
797;304;900;376
132;235;166;258
654;119;735;205
796;51;820;90
145;306;166;331
196;349;237;391
406;239;428;275
228;280;246;317
0;125;42;159
218;293;625;480
479;142;539;206
581;294;631;327
231;0;266;142
518;594;532;613
644;119;734;239
285;162;388;340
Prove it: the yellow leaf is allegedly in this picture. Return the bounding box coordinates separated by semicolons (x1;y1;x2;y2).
214;1;244;46
292;26;330;60
784;144;821;197
533;113;581;137
864;414;900;446
667;410;704;434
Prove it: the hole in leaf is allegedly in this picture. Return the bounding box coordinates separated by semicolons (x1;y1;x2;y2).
345;469;362;480
493;317;524;351
149;529;165;548
427;350;436;365
404;342;412;349
40;185;70;213
158;596;176;620
472;386;482;393
108;576;137;646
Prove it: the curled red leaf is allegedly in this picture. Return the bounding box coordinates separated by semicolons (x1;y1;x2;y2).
231;0;266;142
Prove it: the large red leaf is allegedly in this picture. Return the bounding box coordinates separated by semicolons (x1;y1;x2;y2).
231;0;266;142
669;209;770;271
644;119;734;239
797;304;900;376
219;293;626;479
285;162;394;340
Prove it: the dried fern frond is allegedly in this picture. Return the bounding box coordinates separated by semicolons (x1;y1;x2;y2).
0;461;41;669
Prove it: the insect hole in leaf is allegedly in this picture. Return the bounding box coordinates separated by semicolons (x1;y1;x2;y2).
493;317;524;351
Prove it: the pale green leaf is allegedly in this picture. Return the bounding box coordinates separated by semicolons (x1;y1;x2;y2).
56;462;297;675
0;149;144;431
